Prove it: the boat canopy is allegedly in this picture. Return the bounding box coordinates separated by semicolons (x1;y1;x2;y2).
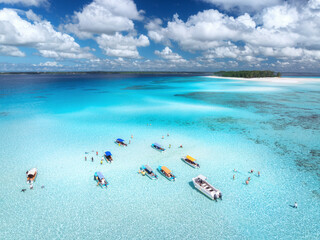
27;168;37;176
96;171;105;180
186;155;196;162
161;166;171;174
153;143;162;148
105;151;112;156
144;165;153;173
117;138;124;142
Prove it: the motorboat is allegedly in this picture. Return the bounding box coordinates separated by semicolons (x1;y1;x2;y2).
151;143;165;152
104;151;113;163
181;155;200;168
192;175;222;200
115;138;127;146
94;172;108;188
140;165;158;180
157;166;176;181
26;168;37;184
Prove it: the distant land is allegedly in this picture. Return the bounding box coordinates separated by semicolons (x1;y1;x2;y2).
1;71;320;77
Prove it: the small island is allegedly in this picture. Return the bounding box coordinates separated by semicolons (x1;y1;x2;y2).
215;70;281;78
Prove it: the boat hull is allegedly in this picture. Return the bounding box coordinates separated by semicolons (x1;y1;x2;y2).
181;158;200;168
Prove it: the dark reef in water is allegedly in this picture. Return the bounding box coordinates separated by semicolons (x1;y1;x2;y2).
176;88;320;198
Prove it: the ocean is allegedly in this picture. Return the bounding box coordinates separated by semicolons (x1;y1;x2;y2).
0;74;319;239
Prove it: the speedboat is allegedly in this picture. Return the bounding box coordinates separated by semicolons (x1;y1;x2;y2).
94;172;108;188
115;138;127;146
104;151;113;163
192;175;222;200
140;165;158;180
182;155;200;168
26;168;37;184
157;166;176;181
151;143;165;152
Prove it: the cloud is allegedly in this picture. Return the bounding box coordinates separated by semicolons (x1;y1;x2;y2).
0;8;93;59
0;45;25;57
35;61;63;67
0;0;49;7
146;2;320;67
202;0;282;12
155;47;187;63
96;33;149;58
64;0;143;38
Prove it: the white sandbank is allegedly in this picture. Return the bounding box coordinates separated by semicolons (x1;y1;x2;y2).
208;75;320;84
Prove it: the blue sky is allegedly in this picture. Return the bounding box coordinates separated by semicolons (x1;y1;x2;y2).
0;0;319;72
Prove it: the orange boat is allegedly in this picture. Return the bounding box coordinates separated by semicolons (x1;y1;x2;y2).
26;168;37;184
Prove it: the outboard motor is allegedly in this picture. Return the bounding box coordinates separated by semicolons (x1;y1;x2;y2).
214;194;217;201
219;192;222;200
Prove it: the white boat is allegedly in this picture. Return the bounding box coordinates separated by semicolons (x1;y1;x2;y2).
192;175;222;200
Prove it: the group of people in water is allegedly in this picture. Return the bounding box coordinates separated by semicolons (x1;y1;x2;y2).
232;169;261;185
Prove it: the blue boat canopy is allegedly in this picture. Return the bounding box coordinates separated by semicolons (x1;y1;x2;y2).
117;138;124;142
153;143;162;148
105;151;112;156
96;172;105;179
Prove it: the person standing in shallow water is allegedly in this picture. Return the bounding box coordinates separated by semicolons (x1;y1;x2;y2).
91;157;94;162
294;202;298;208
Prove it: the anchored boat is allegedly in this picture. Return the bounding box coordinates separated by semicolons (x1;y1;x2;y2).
104;151;113;163
26;168;37;184
140;165;158;180
151;143;165;152
157;166;176;181
115;138;127;146
192;175;222;200
182;155;200;168
94;172;108;188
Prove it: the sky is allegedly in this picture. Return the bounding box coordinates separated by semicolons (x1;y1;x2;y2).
0;0;320;72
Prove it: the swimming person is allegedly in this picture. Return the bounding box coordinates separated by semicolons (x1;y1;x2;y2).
85;156;87;161
100;159;103;165
91;157;94;162
167;133;169;137
246;180;249;185
30;184;33;189
21;189;26;192
258;171;260;177
162;135;164;139
248;177;251;181
233;174;235;180
129;140;131;144
96;151;98;156
131;134;133;139
179;145;183;148
250;169;254;173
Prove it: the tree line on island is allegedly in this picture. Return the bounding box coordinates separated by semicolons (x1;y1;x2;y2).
215;70;281;78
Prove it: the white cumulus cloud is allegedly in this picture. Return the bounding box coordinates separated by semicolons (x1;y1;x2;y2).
64;0;143;38
0;45;25;57
96;33;149;58
0;8;93;59
155;47;187;63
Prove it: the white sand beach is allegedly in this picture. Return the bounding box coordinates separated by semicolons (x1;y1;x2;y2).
209;76;320;84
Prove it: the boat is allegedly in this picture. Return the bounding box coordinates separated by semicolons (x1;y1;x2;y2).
151;143;165;152
104;151;113;163
140;165;158;180
26;168;37;184
115;138;127;146
94;172;108;188
157;166;176;181
192;175;222;200
181;155;200;168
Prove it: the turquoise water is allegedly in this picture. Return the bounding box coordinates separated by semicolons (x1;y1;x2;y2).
0;74;319;239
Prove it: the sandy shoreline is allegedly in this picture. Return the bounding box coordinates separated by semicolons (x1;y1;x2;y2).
208;75;320;84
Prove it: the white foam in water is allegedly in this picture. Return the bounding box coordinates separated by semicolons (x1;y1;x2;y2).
0;75;319;239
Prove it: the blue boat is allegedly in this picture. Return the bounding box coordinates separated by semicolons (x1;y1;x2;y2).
94;172;108;188
140;165;158;180
151;143;165;152
115;138;127;146
104;151;113;163
157;166;176;181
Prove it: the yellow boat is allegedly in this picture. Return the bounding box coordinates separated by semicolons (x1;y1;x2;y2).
181;155;200;168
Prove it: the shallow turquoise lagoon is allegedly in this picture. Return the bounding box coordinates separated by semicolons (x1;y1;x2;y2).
0;74;319;239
